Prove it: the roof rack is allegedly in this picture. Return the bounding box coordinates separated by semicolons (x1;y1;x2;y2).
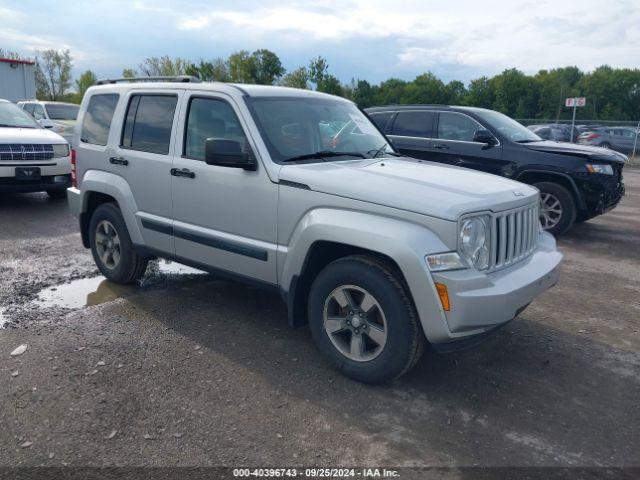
96;75;202;85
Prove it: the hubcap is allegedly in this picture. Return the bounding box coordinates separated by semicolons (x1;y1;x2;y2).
322;285;388;362
95;220;121;270
539;192;563;230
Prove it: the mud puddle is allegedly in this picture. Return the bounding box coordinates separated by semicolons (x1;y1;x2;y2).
34;260;207;310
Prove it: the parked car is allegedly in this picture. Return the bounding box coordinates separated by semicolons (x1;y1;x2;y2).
577;127;638;154
0;98;71;198
527;124;568;142
366;105;626;235
67;79;562;383
18;100;79;144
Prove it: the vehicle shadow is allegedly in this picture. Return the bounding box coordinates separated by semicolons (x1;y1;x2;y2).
128;274;639;467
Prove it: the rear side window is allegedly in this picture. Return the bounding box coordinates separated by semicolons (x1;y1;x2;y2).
437;112;482;142
391;111;431;137
121;95;178;155
184;97;249;161
368;112;392;132
81;94;119;146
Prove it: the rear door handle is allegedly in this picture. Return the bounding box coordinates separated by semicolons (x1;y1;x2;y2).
109;156;129;166
433;143;450;150
170;168;195;179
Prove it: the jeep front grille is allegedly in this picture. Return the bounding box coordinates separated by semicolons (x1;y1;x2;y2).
0;144;54;161
489;203;539;271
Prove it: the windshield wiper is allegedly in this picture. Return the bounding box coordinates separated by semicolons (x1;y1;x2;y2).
282;151;367;162
515;139;541;143
369;143;403;158
0;124;35;128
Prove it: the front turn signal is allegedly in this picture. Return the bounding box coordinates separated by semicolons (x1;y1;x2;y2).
435;282;450;312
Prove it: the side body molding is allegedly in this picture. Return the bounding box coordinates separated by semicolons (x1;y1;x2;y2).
279;208;455;343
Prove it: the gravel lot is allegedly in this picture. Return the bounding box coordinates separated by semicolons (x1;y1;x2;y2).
1;169;639;474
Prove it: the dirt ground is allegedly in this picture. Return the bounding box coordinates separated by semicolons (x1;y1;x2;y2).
1;169;639;475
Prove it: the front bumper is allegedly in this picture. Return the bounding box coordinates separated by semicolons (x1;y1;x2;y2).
430;231;562;347
0;174;71;193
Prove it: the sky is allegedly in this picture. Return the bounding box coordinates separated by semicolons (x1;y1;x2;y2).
1;0;638;85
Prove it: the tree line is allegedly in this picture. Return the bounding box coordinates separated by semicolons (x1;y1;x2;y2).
4;47;639;121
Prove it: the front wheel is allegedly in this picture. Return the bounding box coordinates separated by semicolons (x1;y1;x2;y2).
535;181;577;236
89;203;148;284
308;255;424;384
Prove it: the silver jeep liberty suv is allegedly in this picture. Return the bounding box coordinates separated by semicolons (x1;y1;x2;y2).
68;77;562;383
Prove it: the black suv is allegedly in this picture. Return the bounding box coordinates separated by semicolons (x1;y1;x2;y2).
366;105;626;235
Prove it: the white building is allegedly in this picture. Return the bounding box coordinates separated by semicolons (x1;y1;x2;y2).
0;57;36;102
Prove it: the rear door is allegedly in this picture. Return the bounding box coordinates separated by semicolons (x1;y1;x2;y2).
111;90;184;254
430;111;505;175
386;110;434;160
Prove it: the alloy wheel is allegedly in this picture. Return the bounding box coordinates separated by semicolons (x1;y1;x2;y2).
322;285;388;362
539;192;563;230
95;220;121;270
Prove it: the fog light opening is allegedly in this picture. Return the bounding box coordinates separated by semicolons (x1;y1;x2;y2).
435;282;450;312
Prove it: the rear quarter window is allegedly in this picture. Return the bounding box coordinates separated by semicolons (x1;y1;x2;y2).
81;94;120;146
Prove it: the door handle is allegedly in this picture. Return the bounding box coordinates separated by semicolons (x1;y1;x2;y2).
170;168;195;179
109;156;129;166
433;143;450;150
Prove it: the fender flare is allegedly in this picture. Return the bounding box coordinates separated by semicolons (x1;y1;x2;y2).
280;208;455;343
77;170;143;245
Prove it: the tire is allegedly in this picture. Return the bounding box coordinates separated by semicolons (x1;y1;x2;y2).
599;142;611;149
308;255;424;384
47;189;67;199
534;181;577;236
89;202;148;284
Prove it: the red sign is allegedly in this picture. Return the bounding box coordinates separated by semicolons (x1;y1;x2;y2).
566;97;586;107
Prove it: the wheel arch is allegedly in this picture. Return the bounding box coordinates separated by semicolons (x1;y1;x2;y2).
77;170;142;248
279;208;452;343
515;169;586;210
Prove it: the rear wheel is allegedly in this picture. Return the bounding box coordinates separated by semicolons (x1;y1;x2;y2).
599;142;611;149
89;203;148;284
308;255;424;384
535;182;577;236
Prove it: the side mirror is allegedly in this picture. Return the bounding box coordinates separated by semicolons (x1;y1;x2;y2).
205;138;256;171
473;129;498;148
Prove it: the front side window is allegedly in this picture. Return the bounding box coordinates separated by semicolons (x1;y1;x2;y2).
121;95;178;155
81;94;119;146
45;104;79;120
247;97;394;162
0;102;39;128
392;111;431;137
437;112;482;142
184;97;249;160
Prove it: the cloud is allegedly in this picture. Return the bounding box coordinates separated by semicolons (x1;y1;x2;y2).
1;0;639;83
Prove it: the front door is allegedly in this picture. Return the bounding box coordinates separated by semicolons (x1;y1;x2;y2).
430;111;505;175
170;93;278;285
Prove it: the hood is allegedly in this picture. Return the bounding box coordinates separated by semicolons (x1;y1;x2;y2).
280;157;538;221
0;127;67;144
523;140;627;163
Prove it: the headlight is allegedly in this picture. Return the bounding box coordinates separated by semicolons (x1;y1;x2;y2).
459;216;491;271
52;143;70;158
425;252;466;272
586;164;614;175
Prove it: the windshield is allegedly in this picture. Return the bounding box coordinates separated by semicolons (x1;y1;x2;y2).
45;103;79;120
246;97;395;162
0;102;40;128
475;109;541;142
